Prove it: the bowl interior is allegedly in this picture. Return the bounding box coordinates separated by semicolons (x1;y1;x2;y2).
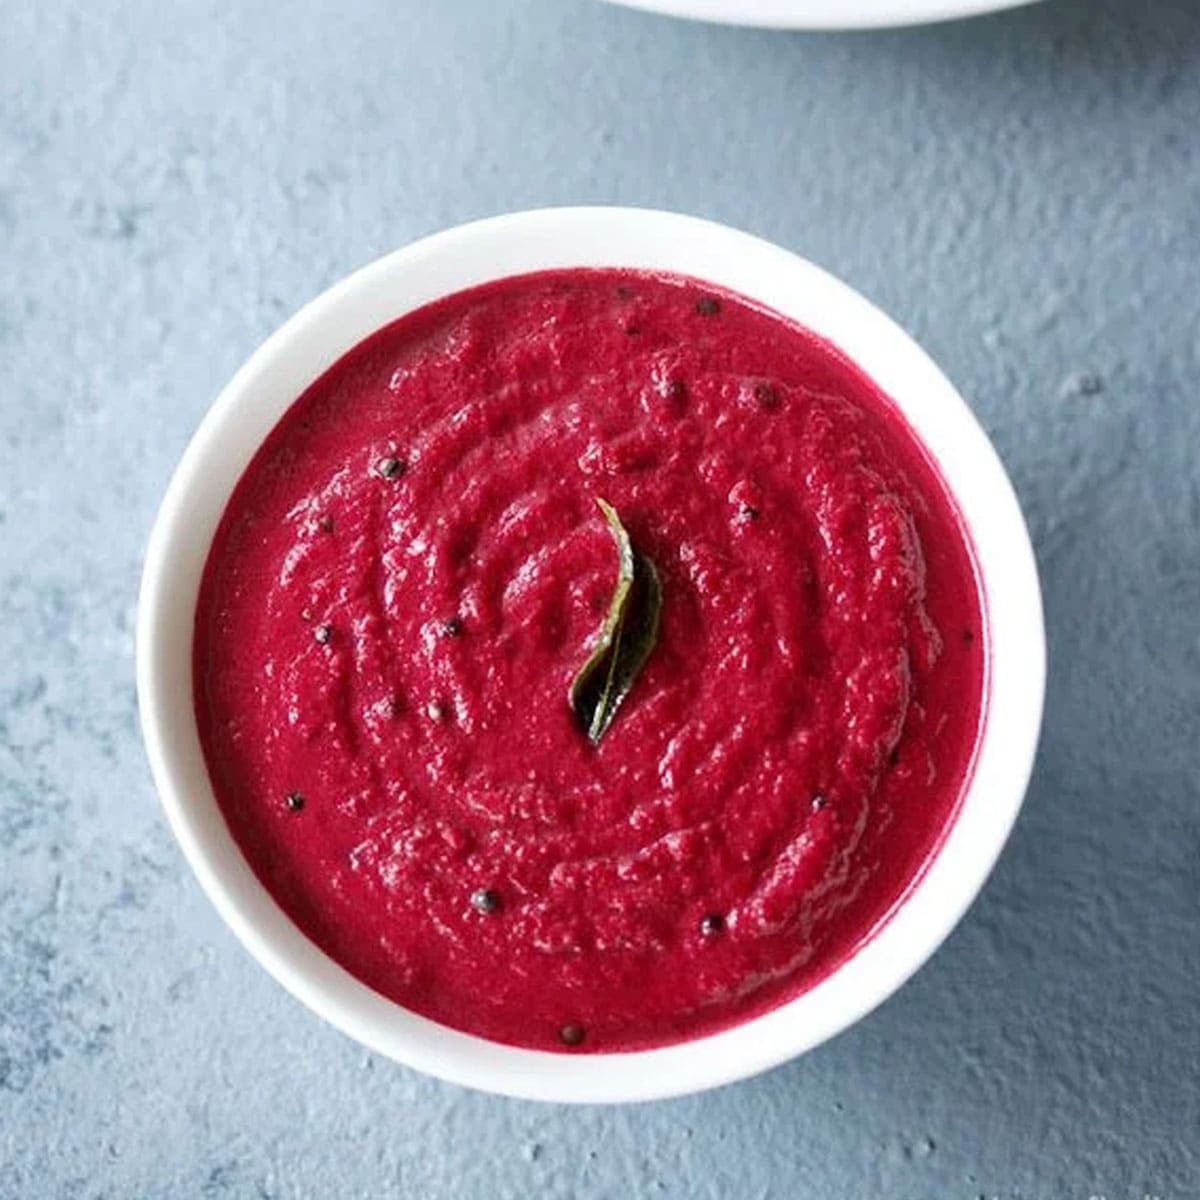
138;207;1044;1103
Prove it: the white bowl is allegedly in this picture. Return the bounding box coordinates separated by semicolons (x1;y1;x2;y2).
138;207;1044;1103
598;0;1040;30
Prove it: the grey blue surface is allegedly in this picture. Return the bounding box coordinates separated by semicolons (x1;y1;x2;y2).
2;0;1198;1195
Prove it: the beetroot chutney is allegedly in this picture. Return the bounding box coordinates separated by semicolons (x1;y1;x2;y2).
195;269;985;1052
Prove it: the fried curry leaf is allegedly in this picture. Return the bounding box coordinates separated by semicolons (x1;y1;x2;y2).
568;498;662;744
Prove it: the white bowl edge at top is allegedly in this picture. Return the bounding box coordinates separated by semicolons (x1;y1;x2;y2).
597;0;1041;31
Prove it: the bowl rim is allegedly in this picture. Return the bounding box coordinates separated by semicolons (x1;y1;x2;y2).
597;0;1041;31
137;205;1044;1103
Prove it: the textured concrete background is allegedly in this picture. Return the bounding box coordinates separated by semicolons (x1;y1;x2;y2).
2;0;1198;1195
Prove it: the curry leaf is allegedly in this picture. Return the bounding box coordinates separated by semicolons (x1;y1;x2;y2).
568;499;662;744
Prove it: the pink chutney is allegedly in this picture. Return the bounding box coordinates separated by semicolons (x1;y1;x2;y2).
194;269;985;1052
